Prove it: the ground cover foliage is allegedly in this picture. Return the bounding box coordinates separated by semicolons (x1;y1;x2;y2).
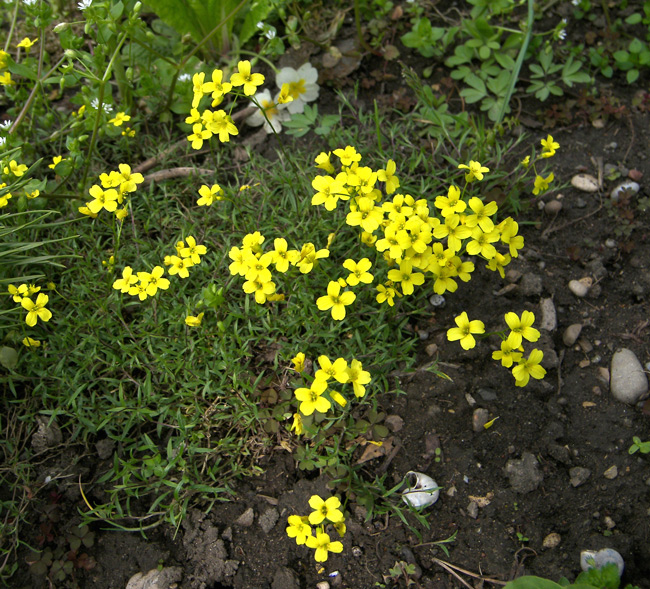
1;0;650;587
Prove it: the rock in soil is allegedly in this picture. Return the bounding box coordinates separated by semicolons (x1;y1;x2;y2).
504;452;543;494
569;467;591;487
563;324;583;347
610;348;649;404
126;567;183;589
272;566;300;589
539;297;557;332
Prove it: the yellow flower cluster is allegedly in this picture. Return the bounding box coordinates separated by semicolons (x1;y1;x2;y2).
290;353;371;428
493;311;546;387
186;60;265;149
79;164;144;220
447;310;546;387
522;134;559;196
0;49;14;86
286;494;345;562
112;236;206;302
228;232;328;304
311;147;525;309
8;283;52;338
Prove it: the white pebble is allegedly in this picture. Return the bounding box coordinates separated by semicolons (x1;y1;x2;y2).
568;278;592;297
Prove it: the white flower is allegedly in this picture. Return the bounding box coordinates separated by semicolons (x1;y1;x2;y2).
275;63;319;115
246;89;290;134
265;29;276;40
256;21;264;29
558;29;567;40
571;0;580;5
90;98;112;114
23;0;37;6
0;137;6;147
178;73;191;82
0;120;12;130
78;0;92;9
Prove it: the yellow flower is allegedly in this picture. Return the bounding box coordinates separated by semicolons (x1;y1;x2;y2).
276;83;294;104
330;391;347;407
521;155;531;168
314;151;335;174
342;258;373;286
180;236;207;264
115;207;128;220
121;127;136;137
314;355;349;383
197;183;223;206
242;278;276;304
387;260;424;295
333;146;361;167
286;515;310;544
377;159;400;194
296;243;329;274
290;412;304;435
305;532;344;563
464;197;498;232
229;60;265;96
4;160;28;177
447;312;485;350
168;255;194;278
376;283;397;306
308;495;344;525
540;134;560;158
112;266;138;292
458;160;489;182
22;337;41;348
316;281;356;321
491;333;523;368
116;163;144;193
17;37;38;49
513;349;546;387
271;238;300;273
0;50;8;69
185;312;204;327
294;379;330;416
346;359;371;398
48;156;66;170
206;110;238;142
0;71;14;86
291;352;306;372
187;123;212;150
108;112;131;127
434;185;466;218
532;172;554;196
21;293;52;327
504;310;540;348
87;184;119;213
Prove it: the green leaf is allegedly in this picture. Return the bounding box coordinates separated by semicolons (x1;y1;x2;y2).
626;13;642;24
0;347;18;370
240;0;273;45
627;68;639;84
504;576;564;589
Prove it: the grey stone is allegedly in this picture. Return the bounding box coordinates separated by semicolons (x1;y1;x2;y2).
563;324;583;347
466;501;479;519
569;466;591;487
519;273;543;296
235;507;255;527
539;297;557;332
610;348;649;404
259;507;279;533
272;566;300;589
477;388;498;402
504;452;543;493
126;567;183;589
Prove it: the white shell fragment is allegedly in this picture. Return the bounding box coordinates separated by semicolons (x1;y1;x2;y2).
611;181;640;202
402;471;440;509
571;174;600;192
568;277;592;298
580;548;624;577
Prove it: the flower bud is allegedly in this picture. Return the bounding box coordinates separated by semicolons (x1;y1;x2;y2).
53;22;69;33
133;1;142;13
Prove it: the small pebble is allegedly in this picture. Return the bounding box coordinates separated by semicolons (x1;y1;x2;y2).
539;297;557;331
466;501;479;519
605;239;617;248
563;324;583;346
571;174;599;192
418;330;429;341
604;516;616;529
543;533;561;549
610;348;649;404
472;408;489;432
545;200;563;215
568;278;592;298
317;582;330;589
425;343;438;357
505;269;522;283
569;467;591;487
603;465;618;480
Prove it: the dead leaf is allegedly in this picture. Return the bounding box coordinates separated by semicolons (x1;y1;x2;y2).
468;492;494;508
582;401;597;408
356;437;394;464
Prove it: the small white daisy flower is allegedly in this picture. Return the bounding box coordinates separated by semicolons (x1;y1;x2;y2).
78;0;92;9
0;120;12;130
275;62;319;115
246;89;290;134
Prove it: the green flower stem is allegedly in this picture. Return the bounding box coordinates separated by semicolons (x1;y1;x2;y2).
3;0;19;52
81;30;129;191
